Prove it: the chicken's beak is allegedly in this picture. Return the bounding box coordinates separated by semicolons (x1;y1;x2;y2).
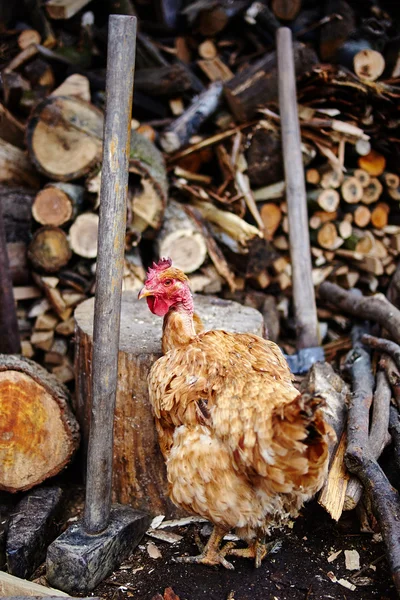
138;287;152;300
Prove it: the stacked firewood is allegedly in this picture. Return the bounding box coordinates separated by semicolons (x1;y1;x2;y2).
1;0;400;374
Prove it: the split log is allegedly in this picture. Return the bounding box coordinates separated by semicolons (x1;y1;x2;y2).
26;96;103;181
32;183;84;227
301;362;348;521
156;199;207;273
0;354;79;493
128;130;168;238
45;0;92;19
160;82;223;153
224;42;318;122
28;226;72;273
191;199;262;253
51;74;91;102
0;570;71;597
74;292;264;516
68;213;99;259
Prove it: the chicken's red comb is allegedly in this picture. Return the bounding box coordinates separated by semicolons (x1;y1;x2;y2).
145;257;172;283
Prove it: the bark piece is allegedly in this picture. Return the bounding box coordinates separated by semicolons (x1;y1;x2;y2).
0;354;79;493
156;199;207;274
6;486;63;578
28;226;72;273
224;42;318;122
26;96;103;181
74;292;263;516
32;183;84;227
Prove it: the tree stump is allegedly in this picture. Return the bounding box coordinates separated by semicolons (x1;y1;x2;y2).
0;355;80;493
74;292;264;517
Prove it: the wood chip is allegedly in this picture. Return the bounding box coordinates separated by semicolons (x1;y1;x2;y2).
345;549;360;571
146;541;162;559
338;578;357;591
147;530;183;544
327;549;342;563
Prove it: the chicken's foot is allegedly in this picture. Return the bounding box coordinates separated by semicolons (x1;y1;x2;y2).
227;538;277;568
176;525;235;570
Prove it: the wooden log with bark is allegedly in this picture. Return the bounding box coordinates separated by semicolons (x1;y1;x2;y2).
0;354;79;493
224;42;318;122
32;183;85;227
74;292;264;516
26;95;103;181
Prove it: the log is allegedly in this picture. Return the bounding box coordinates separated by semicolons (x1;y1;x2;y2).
28;226;72;273
271;0;301;21
128;130;168;238
0;103;25;148
32;183;84;227
134;65;192;97
0;139;40;189
260;203;282;240
0;186;35;244
18;29;41;50
319;282;400;345
160;82;223;153
68;213;99;259
310;222;341;250
74;292;264;516
361;177;383;204
319;0;355;61
26;96;104;181
246;129;284;188
353;49;385;82
358;150;386;177
371;202;390;230
307;188;340;212
156;199;207;273
341;176;363;204
224;42;318;122
0;354;79;493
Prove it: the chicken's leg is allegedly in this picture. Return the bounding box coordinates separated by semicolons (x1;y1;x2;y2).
176;525;235;570
227;538;276;568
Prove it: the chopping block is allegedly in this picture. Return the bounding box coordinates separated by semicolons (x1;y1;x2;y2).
74;291;264;517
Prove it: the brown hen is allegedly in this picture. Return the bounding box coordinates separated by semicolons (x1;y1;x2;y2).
138;258;331;569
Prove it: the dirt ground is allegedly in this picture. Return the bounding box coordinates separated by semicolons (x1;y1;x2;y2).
72;494;395;600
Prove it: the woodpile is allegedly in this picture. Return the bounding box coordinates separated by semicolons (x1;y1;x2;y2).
0;0;399;380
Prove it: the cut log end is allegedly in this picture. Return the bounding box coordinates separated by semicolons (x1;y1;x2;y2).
159;230;208;274
353;49;385;82
27;226;72;273
0;355;79;493
68;213;99;259
32;187;73;227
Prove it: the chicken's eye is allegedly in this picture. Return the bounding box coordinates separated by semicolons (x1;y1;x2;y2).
164;279;173;286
